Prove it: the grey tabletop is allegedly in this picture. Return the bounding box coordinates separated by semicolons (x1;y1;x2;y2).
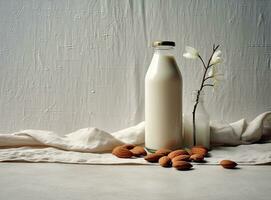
0;163;270;200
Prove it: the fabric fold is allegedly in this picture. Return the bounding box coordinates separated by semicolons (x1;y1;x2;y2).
210;112;271;145
0;111;270;165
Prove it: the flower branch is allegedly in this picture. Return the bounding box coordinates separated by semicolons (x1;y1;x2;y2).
202;84;214;88
183;44;223;146
198;55;207;69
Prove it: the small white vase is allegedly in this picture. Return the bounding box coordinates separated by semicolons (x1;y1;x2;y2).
184;91;210;149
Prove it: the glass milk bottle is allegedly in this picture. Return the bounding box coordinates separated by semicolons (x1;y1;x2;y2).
184;90;210;149
145;41;183;152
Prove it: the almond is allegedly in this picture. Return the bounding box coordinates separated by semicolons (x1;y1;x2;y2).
191;146;208;156
186;148;193;155
155;148;172;156
112;146;133;158
144;153;164;163
195;145;209;151
121;144;135;150
190;154;205;162
168;149;189;159
158;156;172;167
130;146;147;157
172;155;191;162
173;161;193;170
220;160;237;169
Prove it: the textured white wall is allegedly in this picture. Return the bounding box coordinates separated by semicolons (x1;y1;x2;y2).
0;0;270;134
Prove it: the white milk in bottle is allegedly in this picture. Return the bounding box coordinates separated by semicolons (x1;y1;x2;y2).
145;41;183;152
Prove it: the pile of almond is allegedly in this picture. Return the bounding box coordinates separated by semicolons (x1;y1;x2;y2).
112;144;238;170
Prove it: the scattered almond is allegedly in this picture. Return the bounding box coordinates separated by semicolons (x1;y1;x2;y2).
130;146;147;157
195;145;209;151
186;148;193;155
121;144;135;150
112;146;133;158
158;156;172;167
172;155;191;162
168;149;189;159
155;148;172;156
112;145;239;172
220;160;237;169
144;153;164;163
191;146;208;156
173;161;193;170
190;154;205;162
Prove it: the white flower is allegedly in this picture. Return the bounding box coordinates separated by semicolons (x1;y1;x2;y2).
210;50;222;65
208;66;224;87
183;46;199;59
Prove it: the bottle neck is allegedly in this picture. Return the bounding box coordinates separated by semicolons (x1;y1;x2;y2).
192;90;209;116
154;46;174;56
192;90;205;103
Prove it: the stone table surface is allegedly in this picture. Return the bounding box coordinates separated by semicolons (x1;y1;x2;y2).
0;163;270;200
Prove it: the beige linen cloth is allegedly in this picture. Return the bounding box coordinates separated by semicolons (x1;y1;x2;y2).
0;112;270;165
